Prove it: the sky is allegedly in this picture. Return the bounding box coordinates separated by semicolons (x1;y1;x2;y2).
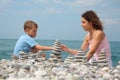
0;0;120;41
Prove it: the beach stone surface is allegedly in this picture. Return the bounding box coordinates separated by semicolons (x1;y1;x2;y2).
0;51;120;80
1;41;119;80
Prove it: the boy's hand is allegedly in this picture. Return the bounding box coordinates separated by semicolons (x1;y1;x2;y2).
31;47;39;53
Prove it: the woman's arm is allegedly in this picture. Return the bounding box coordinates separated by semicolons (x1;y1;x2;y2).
67;48;78;55
61;44;78;55
80;34;89;51
61;34;89;55
86;31;105;61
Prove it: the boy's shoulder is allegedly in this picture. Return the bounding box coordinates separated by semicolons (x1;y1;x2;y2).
18;34;32;40
22;33;32;38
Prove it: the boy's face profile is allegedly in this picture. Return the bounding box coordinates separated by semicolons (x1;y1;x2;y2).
26;26;37;38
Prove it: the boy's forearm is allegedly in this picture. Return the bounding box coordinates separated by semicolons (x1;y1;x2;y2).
35;45;53;50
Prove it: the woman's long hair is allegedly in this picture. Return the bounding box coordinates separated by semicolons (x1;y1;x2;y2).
82;10;103;30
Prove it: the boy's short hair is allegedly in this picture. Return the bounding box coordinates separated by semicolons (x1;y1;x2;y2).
24;20;38;30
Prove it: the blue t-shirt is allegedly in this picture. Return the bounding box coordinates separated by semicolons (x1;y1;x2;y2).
13;33;37;57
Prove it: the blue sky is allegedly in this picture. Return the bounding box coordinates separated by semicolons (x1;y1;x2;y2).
0;0;120;41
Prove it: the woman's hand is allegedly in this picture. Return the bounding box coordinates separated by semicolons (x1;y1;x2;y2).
61;44;69;52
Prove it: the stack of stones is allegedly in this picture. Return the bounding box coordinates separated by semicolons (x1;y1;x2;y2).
36;50;46;59
30;50;46;61
98;50;108;67
51;40;62;62
90;57;98;66
49;53;58;63
65;54;74;62
20;50;46;61
74;50;86;63
19;51;28;60
29;53;37;59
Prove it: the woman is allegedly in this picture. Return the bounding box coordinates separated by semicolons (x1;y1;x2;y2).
62;10;112;66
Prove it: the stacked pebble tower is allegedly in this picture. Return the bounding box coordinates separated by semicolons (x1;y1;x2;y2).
19;50;46;61
36;50;46;58
74;50;86;63
29;53;37;59
90;57;98;66
19;51;28;60
48;53;58;63
36;50;46;61
51;40;62;62
98;50;108;67
65;54;74;62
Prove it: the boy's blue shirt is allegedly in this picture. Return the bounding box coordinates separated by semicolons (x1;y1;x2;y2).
13;33;37;57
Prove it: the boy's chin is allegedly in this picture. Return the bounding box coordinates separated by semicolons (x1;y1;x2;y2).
30;36;36;38
32;36;36;38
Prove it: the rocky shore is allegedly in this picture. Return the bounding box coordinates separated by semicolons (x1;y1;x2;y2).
0;51;120;80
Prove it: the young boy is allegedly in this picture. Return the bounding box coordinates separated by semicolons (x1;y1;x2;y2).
13;20;53;57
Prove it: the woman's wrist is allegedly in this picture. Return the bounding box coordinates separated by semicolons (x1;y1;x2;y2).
67;48;72;53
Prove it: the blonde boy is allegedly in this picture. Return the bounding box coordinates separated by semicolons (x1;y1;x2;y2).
13;20;53;57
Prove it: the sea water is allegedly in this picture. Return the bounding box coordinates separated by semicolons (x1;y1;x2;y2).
0;39;120;66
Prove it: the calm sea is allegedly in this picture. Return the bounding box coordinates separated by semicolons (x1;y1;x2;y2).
0;39;120;66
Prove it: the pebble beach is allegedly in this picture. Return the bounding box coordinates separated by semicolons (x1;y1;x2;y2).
0;40;120;80
0;54;120;80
